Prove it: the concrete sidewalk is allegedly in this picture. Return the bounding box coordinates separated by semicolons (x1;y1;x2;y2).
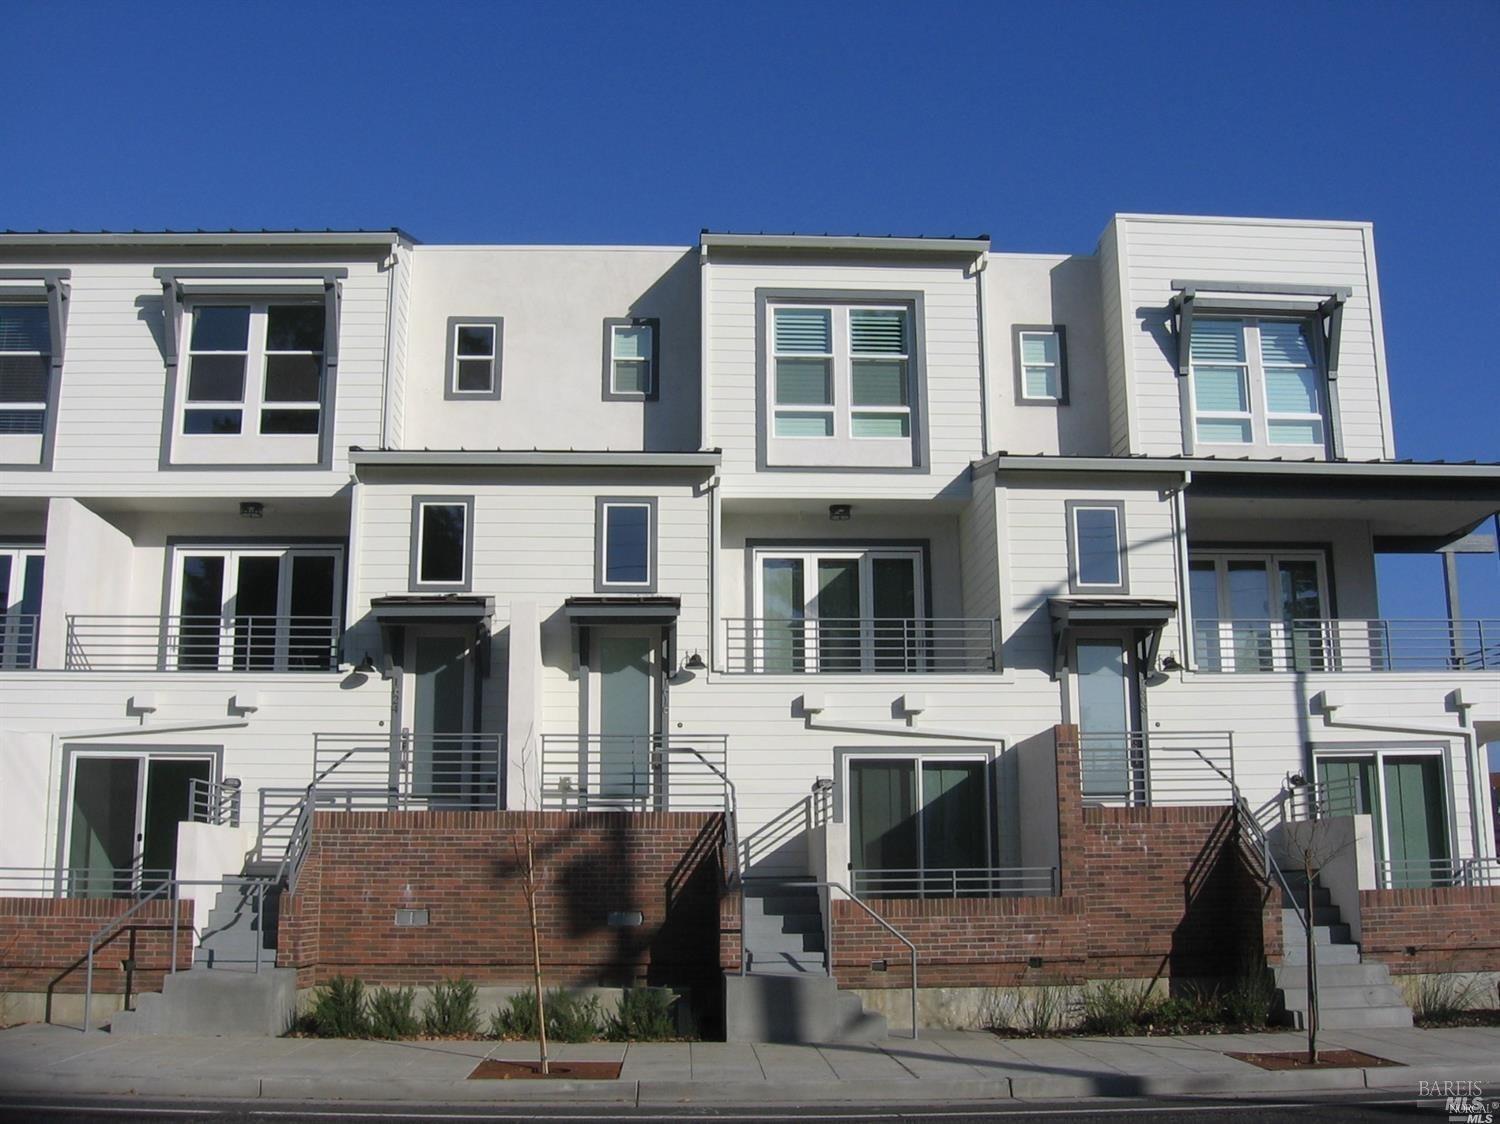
2;1022;1499;1105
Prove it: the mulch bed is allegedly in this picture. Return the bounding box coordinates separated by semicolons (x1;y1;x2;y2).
1418;1009;1500;1029
469;1059;622;1080
1227;1048;1400;1071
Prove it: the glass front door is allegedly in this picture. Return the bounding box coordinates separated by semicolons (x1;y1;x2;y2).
1076;638;1140;800
591;630;659;803
410;632;476;802
67;755;211;897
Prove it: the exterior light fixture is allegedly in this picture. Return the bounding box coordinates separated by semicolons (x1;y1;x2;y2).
828;504;852;521
239;501;265;519
1159;654;1181;671
354;654;378;674
683;652;706;671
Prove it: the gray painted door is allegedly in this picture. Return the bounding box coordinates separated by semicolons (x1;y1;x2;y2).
412;633;471;800
598;634;654;801
1383;757;1449;888
1077;639;1134;799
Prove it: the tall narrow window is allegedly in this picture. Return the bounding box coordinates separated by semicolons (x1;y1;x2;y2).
1067;502;1126;593
0;547;44;669
415;500;470;589
849;309;910;437
260;305;325;434
0;305;51;437
773;308;834;436
605;320;657;399
1259;321;1325;446
1015;327;1068;403
1190;320;1252;444
446;317;503;398
184;306;250;434
596;499;655;591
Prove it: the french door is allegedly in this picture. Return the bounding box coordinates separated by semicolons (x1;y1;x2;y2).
754;548;923;672
66;753;213;898
848;756;991;898
1189;552;1329;671
171;546;340;670
1315;753;1451;888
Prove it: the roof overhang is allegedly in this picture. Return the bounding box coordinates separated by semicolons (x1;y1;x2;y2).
351;449;721;473
369;594;494;624
564;596;682;627
0;230;408;249
700;232;990;256
1049;597;1177;678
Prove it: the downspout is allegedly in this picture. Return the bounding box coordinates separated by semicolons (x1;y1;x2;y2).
1318;712;1488;862
1171;470;1194;668
706;474;721;672
973;250;992;457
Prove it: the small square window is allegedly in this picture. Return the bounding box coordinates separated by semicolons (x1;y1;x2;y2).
411;497;473;591
1013;326;1068;405
444;317;503;400
1066;501;1127;593
603;319;659;400
595;498;655;592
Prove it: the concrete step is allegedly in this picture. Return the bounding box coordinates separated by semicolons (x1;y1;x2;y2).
1281;1004;1414;1030
1282;914;1352;946
768;912;824;935
743;894;820;918
1279;984;1407;1011
823;992;888;1043
1280;942;1362;966
110;967;297;1036
746;950;828;976
1274;961;1393;988
746;931;825;956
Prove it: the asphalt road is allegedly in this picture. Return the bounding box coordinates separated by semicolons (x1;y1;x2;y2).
0;1091;1455;1123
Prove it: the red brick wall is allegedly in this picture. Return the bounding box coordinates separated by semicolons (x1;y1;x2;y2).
0;897;195;995
279;810;725;991
1358;887;1500;975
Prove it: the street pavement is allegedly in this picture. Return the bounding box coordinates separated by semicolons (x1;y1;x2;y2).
0;1021;1498;1106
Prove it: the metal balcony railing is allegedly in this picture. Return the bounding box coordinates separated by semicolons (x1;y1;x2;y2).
1377;857;1500;890
187;777;242;828
724;617;998;674
1193;618;1500;673
851;866;1059;900
540;733;730;812
0;865;174;899
65;614;341;672
1078;730;1236;806
0;612;39;669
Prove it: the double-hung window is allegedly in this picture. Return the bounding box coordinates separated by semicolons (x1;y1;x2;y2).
1014;326;1068;404
604;319;658;399
595;498;655;592
171;545;341;671
0;304;50;440
766;299;920;468
1191;318;1327;451
446;317;503;398
180;302;326;441
751;547;924;673
0;546;44;669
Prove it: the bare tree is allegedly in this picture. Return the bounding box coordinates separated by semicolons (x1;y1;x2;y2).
1276;814;1357;1064
511;725;548;1074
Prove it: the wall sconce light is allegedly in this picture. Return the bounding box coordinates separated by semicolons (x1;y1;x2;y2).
1159;654;1181;671
354;653;378;674
239;501;265;519
682;652;706;671
828;504;852;521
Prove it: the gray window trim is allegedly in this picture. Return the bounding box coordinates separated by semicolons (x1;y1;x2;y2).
601;317;660;402
0;270;70;471
1012;324;1069;406
754;288;930;474
1065;499;1129;594
443;316;504;401
409;495;475;593
830;745;999;861
594;496;658;593
157;271;343;471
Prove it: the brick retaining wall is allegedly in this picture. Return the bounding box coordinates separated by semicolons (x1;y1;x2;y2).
1358;886;1500;975
0;897;195;996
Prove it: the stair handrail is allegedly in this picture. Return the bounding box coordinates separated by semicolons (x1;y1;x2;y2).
740;876;919;1041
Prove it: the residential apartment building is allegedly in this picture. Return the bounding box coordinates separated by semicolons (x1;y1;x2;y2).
1;217;1497;1037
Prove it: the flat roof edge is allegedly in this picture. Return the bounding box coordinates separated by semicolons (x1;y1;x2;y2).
0;231;411;248
975;454;1500;480
350;449;723;470
701;232;990;255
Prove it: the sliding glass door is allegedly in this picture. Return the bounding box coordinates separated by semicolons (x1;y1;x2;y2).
849;757;990;898
1315;753;1450;888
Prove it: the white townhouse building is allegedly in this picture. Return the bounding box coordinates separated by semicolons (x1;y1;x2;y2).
1;217;1497;1037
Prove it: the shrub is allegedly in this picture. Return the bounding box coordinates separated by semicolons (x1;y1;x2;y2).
368;986;421;1039
1017;987;1067;1035
1222;970;1275;1028
606;988;676;1041
1075;980;1150;1035
310;976;369;1038
424;977;480;1037
1408;973;1485;1023
489;988;604;1042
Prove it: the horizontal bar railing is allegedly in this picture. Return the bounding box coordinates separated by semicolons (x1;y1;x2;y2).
539;733;729;811
851;866;1058;900
187;777;241;827
1193;618;1500;673
64;614;341;672
724;618;998;674
0;866;174;899
1078;730;1236;807
0;613;40;669
1375;857;1500;890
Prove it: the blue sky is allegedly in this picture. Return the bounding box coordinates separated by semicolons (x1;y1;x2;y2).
4;1;1497;621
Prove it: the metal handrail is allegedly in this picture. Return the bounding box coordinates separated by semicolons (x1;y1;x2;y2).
851;866;1058;899
188;777;241;827
0;612;40;669
0;866;175;898
1193;617;1500;673
741;876;919;1040
79;876;276;1033
1077;730;1235;806
724;617;999;674
539;733;729;812
64;613;341;672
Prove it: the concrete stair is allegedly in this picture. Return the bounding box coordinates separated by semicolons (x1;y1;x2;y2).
194;881;280;971
728;882;888;1043
1271;873;1413;1030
